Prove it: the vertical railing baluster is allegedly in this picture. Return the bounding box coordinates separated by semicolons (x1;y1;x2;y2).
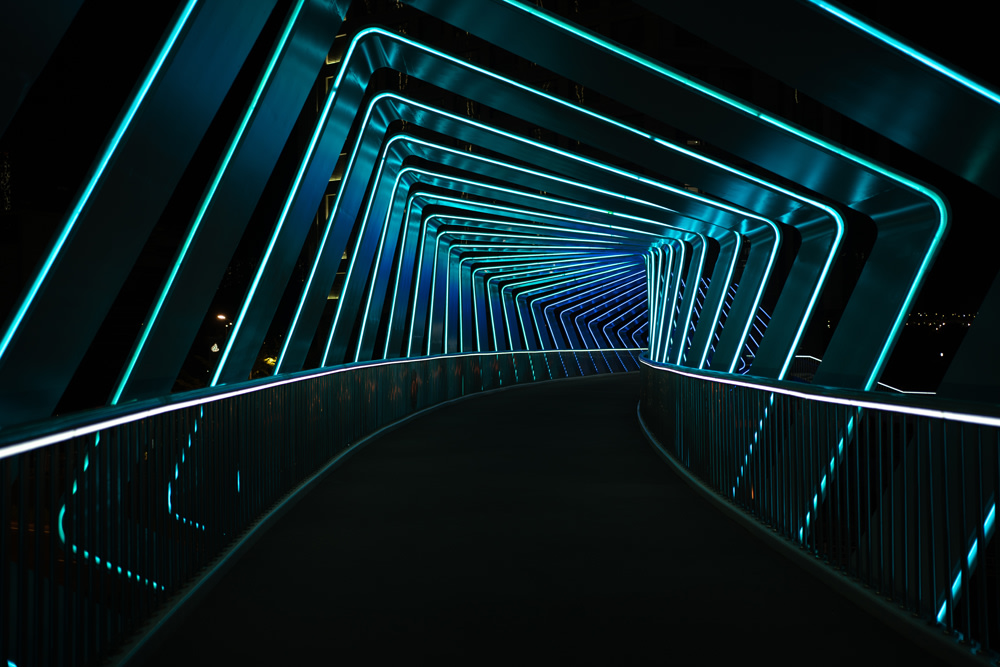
916;416;923;618
975;426;988;653
942;420;954;631
958;425;970;645
888;411;895;601
927;419;938;620
866;409;873;589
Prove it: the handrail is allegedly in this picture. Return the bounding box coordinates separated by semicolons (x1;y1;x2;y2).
640;355;1000;656
0;349;637;666
642;357;1000;428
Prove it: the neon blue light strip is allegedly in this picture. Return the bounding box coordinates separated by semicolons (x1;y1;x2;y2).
605;299;649;350
505;260;639;350
378;149;678;357
567;277;646;368
0;0;201;364
448;237;638;352
446;244;630;352
474;258;628;352
808;0;1000;108
511;267;640;352
661;242;685;363
404;186;668;356
114;0;306;403
476;257;633;351
473;255;618;351
213;22;378;385
488;258;636;351
57;433;165;590
575;277;646;348
937;500;997;624
382;204;636;358
697;232;743;368
560;279;644;353
498;0;945;388
527;264;645;339
672;242;706;365
652;245;670;362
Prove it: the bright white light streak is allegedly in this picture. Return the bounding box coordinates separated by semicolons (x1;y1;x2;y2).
4;348;644;461
639;358;1000;429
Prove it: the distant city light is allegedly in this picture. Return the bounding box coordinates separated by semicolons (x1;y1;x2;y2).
216;314;226;321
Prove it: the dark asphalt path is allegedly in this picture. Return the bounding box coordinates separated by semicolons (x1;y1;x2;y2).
138;373;949;665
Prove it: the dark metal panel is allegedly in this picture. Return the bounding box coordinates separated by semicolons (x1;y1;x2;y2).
938;271;1000;404
407;0;944;390
0;0;83;138
687;232;740;368
814;191;946;388
750;211;845;379
212;27;827;384
637;0;1000;200
404;0;891;206
709;226;780;372
270;90;751;371
0;0;279;425
669;237;708;364
114;0;350;402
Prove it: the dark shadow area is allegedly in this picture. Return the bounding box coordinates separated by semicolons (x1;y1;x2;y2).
138;374;950;665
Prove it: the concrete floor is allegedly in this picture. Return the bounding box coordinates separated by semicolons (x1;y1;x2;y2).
137;373;953;665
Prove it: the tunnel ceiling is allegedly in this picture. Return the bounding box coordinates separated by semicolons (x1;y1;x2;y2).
1;0;998;428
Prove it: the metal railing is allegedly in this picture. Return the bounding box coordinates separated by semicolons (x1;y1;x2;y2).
639;356;1000;657
0;349;639;667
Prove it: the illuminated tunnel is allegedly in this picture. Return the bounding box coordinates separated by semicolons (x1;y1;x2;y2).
3;0;1000;664
5;0;986;424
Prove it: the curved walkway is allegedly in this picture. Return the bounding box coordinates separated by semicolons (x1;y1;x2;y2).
138;373;949;665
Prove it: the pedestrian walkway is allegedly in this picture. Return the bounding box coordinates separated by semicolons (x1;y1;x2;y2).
137;373;950;665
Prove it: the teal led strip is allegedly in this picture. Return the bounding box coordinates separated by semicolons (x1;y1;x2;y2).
573;275;646;345
379;167;659;358
512;264;643;350
357;177;643;360
698;234;741;369
114;0;306;403
501;261;639;352
498;0;946;388
473;256;635;352
445;239;638;354
57;433;165;591
530;268;645;352
532;265;641;350
304;92;767;364
222;18;811;379
211;19;375;386
0;0;201;364
808;0;1000;108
